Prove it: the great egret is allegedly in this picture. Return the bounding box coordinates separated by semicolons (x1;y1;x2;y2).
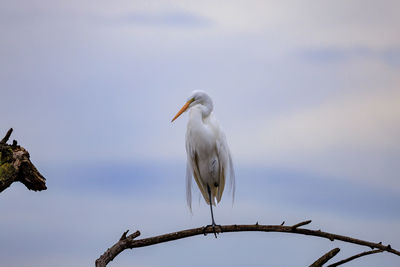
171;90;235;237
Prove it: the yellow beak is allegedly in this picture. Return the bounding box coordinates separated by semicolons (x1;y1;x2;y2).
171;99;193;122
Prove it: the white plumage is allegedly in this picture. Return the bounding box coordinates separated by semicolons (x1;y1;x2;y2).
172;90;235;229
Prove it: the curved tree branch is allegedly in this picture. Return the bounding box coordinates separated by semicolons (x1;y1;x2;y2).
327;249;383;267
95;220;400;267
0;128;46;193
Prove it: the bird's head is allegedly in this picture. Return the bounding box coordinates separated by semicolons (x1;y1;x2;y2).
171;90;213;122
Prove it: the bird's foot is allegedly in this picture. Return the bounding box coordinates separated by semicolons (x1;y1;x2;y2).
203;223;222;238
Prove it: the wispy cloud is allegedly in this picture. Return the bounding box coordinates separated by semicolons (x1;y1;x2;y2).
232;89;400;189
298;46;400;67
115;11;214;28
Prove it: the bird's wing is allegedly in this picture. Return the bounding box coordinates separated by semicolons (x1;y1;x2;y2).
185;136;210;209
216;129;236;203
215;144;225;203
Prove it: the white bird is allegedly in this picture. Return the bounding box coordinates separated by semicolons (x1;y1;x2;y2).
171;90;235;237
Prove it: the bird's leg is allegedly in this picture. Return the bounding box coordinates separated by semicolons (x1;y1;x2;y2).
203;185;222;238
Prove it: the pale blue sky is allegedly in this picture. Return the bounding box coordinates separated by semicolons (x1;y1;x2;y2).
1;1;399;266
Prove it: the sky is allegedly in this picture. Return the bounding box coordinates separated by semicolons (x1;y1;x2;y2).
1;0;400;266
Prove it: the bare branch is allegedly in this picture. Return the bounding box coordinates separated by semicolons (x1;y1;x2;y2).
327;249;383;267
310;248;340;267
95;221;400;267
0;128;13;144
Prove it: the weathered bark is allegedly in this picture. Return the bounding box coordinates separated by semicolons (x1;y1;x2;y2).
0;128;46;193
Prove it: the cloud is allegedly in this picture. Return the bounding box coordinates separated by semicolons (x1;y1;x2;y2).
115;11;214;28
298;46;400;67
1;0;399;189
232;89;400;188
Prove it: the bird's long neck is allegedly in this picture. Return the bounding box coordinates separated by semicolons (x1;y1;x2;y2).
189;103;213;123
201;102;213;119
199;97;213;118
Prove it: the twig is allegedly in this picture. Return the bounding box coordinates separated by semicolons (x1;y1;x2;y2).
327;249;384;267
120;230;130;241
310;248;340;267
0;128;13;144
291;220;312;230
95;221;400;267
